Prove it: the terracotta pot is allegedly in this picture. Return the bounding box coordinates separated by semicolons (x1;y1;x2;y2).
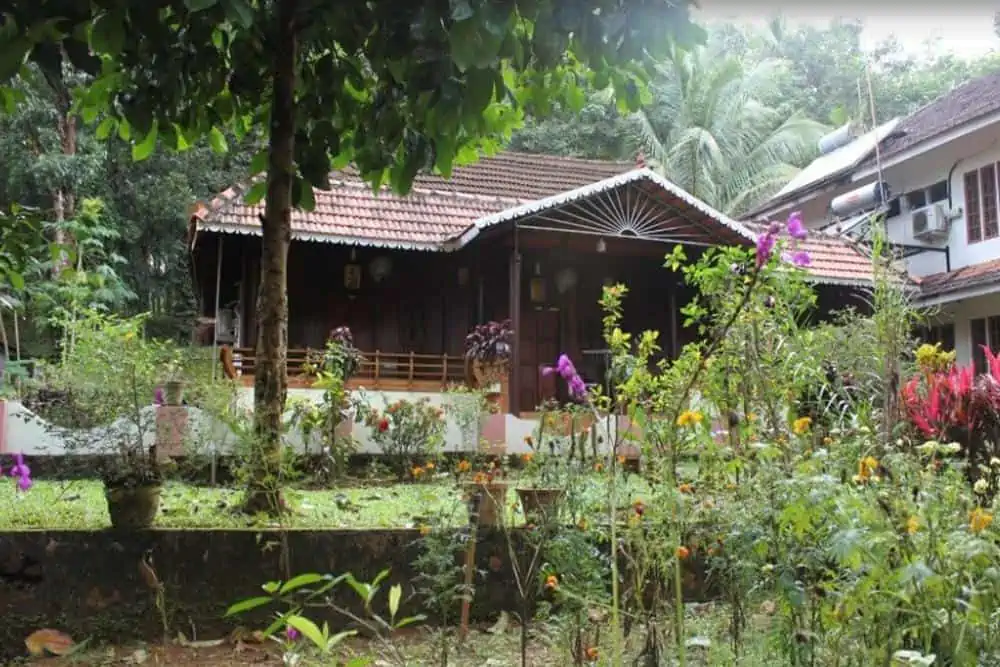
472;360;508;389
464;481;508;527
105;484;162;530
516;487;564;520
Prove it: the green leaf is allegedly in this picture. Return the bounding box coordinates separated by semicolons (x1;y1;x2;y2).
95;117;116;140
117;119;131;141
245;181;267;206
464;68;495;117
345;657;373;667
250;150;268;175
184;0;220;11
388;584;401;620
279;573;324;595
0;36;31;82
293;178;316;212
208;127;228;154
6;270;24;291
132;122;158;161
326;630;357;650
222;0;255;28
286;615;326;650
90;11;124;56
224;596;274;617
261;581;280;594
173;123;190;151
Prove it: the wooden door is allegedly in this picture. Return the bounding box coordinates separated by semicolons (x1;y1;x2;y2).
519;308;561;412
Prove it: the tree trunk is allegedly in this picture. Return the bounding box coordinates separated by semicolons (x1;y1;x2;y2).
244;0;298;514
51;73;76;270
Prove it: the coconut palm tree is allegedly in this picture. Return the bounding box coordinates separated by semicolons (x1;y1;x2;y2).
634;44;827;218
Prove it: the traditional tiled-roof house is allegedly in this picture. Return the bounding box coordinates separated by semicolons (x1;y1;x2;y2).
190;151;876;427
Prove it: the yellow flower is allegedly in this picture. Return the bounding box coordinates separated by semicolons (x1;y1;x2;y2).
823;436;833;446
905;516;919;535
792;416;812;435
577;518;589;531
853;456;880;483
411;466;424;478
970;507;994;534
424;461;435;470
678;483;694;494
676;410;704;428
545;574;559;590
419;524;432;536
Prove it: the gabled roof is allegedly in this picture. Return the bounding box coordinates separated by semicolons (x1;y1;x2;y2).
860;69;1000;167
191;150;886;286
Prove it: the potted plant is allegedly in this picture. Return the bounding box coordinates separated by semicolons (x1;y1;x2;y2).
465;320;513;390
516;415;567;520
42;311;167;529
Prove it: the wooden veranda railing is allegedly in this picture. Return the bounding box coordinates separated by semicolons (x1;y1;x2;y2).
229;347;470;390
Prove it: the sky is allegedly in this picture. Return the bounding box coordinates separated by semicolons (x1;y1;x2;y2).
695;3;999;59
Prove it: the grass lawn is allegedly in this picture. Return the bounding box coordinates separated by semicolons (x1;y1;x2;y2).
0;479;469;530
0;474;652;531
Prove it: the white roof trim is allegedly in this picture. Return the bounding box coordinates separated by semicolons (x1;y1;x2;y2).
194;221;442;252
852;108;1000;182
918;279;1000;307
468;167;755;242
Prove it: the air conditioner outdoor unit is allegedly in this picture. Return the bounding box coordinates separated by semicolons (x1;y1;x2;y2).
912;204;951;241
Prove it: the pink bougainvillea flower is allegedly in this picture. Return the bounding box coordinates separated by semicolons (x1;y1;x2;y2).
786;212;808;240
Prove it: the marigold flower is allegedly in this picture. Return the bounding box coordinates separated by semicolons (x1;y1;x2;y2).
633;500;646;516
823;436;833;446
521;453;533;464
905;516;919;535
472;472;488;485
593;462;604;472
678;483;693;494
419;524;432;536
544;574;558;590
585;646;599;661
970;507;993;534
676;410;703;428
411;466;424;478
853;456;880;483
425;461;435;470
457;460;472;473
792;416;812;435
617;455;626;465
675;546;690;560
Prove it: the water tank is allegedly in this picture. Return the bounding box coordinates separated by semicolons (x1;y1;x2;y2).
830;182;890;218
818;122;856;155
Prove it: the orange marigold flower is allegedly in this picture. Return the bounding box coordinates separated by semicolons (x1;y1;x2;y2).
545;574;559;590
424;461;435;470
617;455;626;465
457;460;472;473
678;483;693;494
970;507;994;534
521;453;534;464
593;462;604;472
472;472;488;485
411;466;424;478
585;646;599;661
792;416;812;435
675;546;690;560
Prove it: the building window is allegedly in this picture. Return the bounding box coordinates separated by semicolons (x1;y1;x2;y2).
906;190;927;210
917;322;955;352
971;315;1000;374
964;164;1000;242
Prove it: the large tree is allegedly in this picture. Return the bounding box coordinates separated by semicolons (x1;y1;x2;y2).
634;45;826;217
1;0;704;511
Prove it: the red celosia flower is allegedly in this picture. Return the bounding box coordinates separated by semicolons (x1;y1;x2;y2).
377;418;390;432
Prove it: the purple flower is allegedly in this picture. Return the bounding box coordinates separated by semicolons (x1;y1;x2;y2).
543;354;588;400
285;626;300;641
789;250;811;267
786;212;808;240
154;387;164;406
16;474;32;492
755;231;777;268
10;453;29;479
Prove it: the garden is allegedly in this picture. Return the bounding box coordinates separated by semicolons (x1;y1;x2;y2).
2;216;999;667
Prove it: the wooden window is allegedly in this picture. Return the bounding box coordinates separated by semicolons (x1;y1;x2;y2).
971;315;1000;374
972;317;988;374
966;170;982;242
985;164;1000;240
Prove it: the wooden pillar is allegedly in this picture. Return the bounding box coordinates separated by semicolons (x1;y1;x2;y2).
509;245;522;416
667;276;679;359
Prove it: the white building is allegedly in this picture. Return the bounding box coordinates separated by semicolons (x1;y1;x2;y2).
749;70;1000;371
